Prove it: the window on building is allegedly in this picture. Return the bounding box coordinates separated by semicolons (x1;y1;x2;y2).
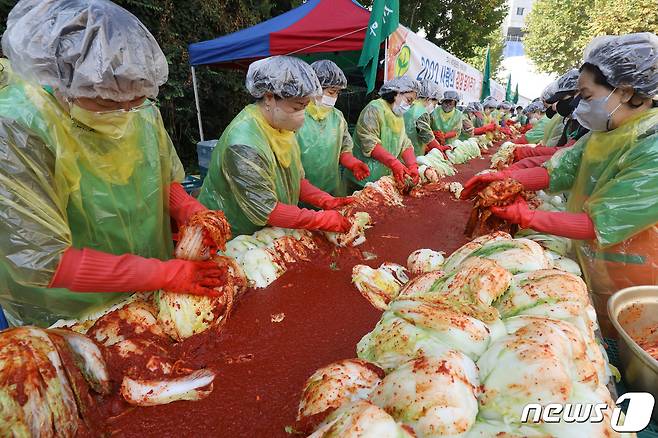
517;7;524;15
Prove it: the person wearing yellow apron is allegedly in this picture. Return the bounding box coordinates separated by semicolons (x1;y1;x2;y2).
431;89;464;146
460;102;497;140
347;76;420;190
463;33;658;335
198;56;354;237
403;79;444;156
0;0;227;327
296;60;369;196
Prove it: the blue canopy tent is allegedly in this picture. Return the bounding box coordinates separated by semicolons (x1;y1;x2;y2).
187;0;371;141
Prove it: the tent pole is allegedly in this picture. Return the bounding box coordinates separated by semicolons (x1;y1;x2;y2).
191;66;205;142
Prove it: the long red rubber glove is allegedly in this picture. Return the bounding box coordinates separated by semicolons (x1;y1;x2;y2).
521;124;534;133
340;152;370;181
169;182;207;226
505;119;516;126
507;155;552;171
299;179;353;210
444;130;457;139
370;144;412;185
512;134;529;144
473;126;489;135
49;247;226;296
513;146;559;162
425;139;451;159
400;147;420;184
433;130;446;144
461;167;550;200
268;202;350;232
491;197;596;240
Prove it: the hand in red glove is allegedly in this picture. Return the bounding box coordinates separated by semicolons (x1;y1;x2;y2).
507;155;552;171
490;196;535;228
433;130;446;145
370;144;413;186
513;146;558;162
511;134;529;144
460;172;509;199
444;130;458;140
505;119;516;127
500;127;512;136
400;147;420;185
491;197;596;240
461;167;550;199
268;203;351;233
169;182;207;226
50;248;226;296
299;179;354;210
170;183;228;248
340;152;370;181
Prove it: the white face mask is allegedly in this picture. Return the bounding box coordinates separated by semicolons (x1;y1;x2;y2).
320;94;338;107
272;103;306;131
573;88;622;132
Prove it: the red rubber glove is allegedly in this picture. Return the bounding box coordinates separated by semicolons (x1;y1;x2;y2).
511;134;529;144
460;172;509;199
370;144;413;185
473;126;487;135
425;139;451;159
460;167;550;199
400;147;420;184
49;248;226;296
507;155;552;171
268;202;350;233
340;152;370;181
491;197;596;240
299;179;354;210
500;127;512;136
433;130;446;145
521;124;534;133
505;119;516;126
169;182;207;226
513;146;558;162
444;130;458;139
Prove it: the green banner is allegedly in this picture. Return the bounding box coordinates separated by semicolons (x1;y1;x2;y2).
505;73;512;101
480;46;491;101
358;0;400;93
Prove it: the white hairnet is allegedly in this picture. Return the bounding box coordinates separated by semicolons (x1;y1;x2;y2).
2;0;168;101
441;89;461;102
417;79;442;100
246;55;321;99
311;60;347;90
379;76;418;95
583;32;658;98
540;81;560;104
482;96;498;108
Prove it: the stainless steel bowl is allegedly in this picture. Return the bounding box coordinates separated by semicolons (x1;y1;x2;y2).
608;286;658;421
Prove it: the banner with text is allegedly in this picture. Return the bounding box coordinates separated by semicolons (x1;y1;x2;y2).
386;25;515;104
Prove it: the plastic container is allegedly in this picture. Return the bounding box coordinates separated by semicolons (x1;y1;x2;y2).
196;140;217;180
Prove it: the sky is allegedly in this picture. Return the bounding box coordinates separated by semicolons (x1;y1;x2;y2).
500;53;556;100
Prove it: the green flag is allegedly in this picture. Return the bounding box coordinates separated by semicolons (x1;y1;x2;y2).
358;0;399;93
505;74;512;101
512;83;519;104
480;46;491;101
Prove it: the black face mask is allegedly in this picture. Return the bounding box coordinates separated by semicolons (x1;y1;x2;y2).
546;106;556;118
556;96;581;117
